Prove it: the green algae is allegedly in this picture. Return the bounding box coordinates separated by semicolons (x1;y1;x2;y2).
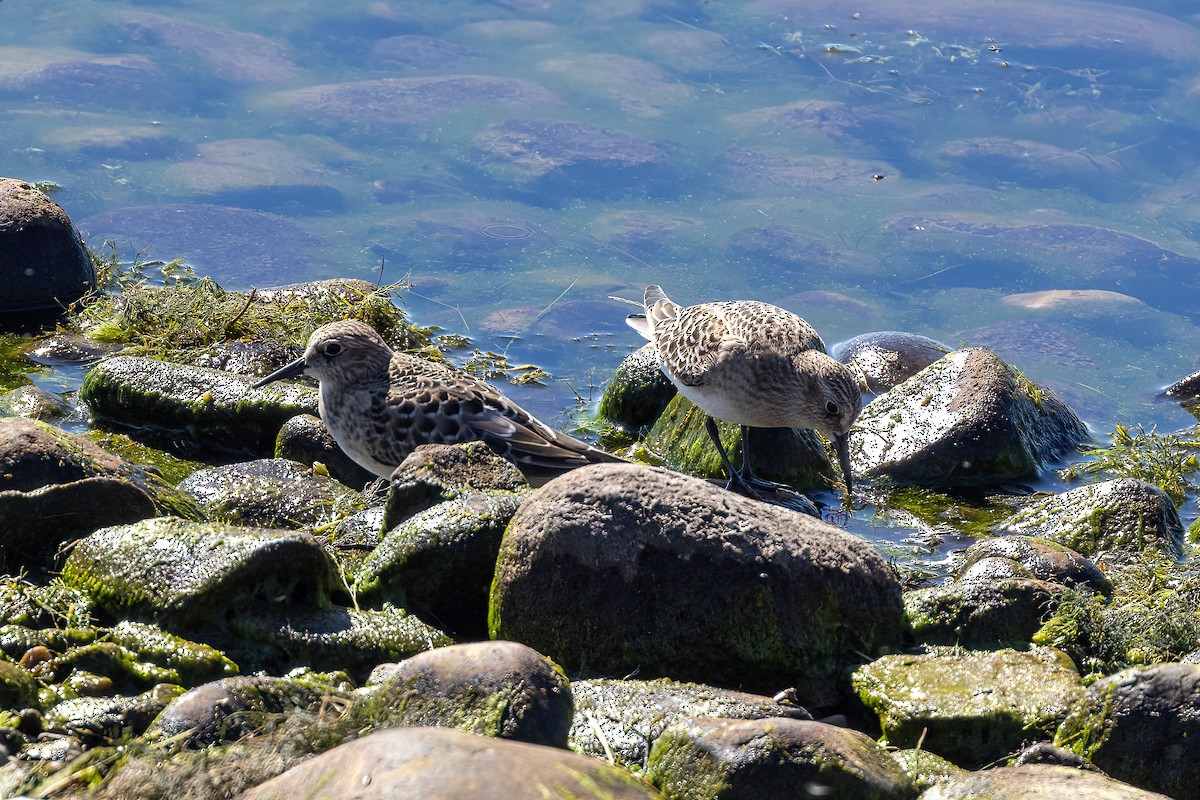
83;429;208;486
1059;423;1200;507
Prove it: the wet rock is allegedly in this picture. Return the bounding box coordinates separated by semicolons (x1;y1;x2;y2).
648;717;918;800
921;764;1172;799
853;646;1083;769
473;119;670;191
383;440;529;526
151;674;346;749
570;677;812;767
645;393;834;494
166;138;342;213
0;177;96;315
78;204;328;287
1055;662;1200;799
994;479;1185;559
940;138;1124;197
491;464;904;707
0;580;93;630
354;641;570;747
850;348;1087;488
831;331;951;395
1160;369;1200;403
0;661;39;710
904;576;1066;649
1014;741;1097;770
538;53;689;118
274;414;377;489
599;343;677;429
120;11;299;85
365;35;474;70
1003;288;1145;311
60;517;335;629
44;684;183;746
272;75;559;129
955;319;1096;371
177;458;366;530
103;620;238;687
0;418;202;568
356;490;524;638
81;355;317;456
889;748;964;793
0;385;72;420
28;333;114;365
239;726;663;799
0;49;177;107
957;535;1110;593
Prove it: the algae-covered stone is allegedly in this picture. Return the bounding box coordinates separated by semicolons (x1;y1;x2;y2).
0;578;93;630
904;577;1066;648
921;764;1172;799
0;660;39;709
644;393;835;492
178;458;366;530
45;684;183;745
647;717;918;800
853;646;1083;768
993;479;1184;559
353;641;571;747
0;384;72;420
0;418;202;568
274;413;377;489
81;355;316;455
491;464;903;707
831;330;950;395
851;348;1086;487
957;535;1110;593
240;726;664;800
1054;662;1200;800
105;620;238;686
383;441;529;528
356;490;524;638
600;342;677;428
888;748;964;793
61;517;335;628
571;677;813;767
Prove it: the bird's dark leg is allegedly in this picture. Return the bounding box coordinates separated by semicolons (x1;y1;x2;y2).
704;417;818;516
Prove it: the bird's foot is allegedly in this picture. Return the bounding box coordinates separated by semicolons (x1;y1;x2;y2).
726;472;820;517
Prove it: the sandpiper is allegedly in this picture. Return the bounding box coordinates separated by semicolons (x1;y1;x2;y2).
626;285;862;504
252;319;622;485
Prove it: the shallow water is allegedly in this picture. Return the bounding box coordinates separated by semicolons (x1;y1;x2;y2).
3;0;1200;563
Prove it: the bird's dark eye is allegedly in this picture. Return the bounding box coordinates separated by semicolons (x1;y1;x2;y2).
323;342;343;357
825;401;839;416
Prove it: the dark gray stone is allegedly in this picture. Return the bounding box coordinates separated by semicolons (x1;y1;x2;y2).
0;178;95;315
274;414;377;490
831;331;950;395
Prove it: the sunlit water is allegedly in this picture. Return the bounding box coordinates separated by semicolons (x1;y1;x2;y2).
4;0;1200;567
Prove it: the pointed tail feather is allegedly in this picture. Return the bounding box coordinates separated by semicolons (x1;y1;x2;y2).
642;285;681;336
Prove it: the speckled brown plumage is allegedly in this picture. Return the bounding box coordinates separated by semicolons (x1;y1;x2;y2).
253;320;621;484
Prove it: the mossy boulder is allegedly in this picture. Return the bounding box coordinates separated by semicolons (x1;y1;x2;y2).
491;463;904;708
273;413;377;489
600;342;677;428
853;646;1083;768
1055;662;1200;799
647;717;918;800
888;748;964;793
851;348;1086;487
921;764;1173;799
0;418;202;569
0;659;40;709
177;458;367;529
993;479;1185;559
383;440;530;528
239;726;664;799
570;677;813;767
354;490;524;639
81;355;316;455
643;393;835;492
45;684;183;746
957;535;1110;593
353;641;571;747
904;576;1066;649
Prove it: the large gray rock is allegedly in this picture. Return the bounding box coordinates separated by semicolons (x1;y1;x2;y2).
1055;662;1200;800
831;330;950;395
647;717;918;800
921;764;1172;799
490;463;904;708
851;348;1086;487
903;576;1066;649
239;726;664;800
994;479;1185;559
0;177;95;315
356;641;571;747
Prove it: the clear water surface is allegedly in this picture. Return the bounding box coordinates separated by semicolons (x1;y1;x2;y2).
4;0;1200;569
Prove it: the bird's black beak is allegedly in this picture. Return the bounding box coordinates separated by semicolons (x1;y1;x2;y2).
834;431;853;497
251;356;307;389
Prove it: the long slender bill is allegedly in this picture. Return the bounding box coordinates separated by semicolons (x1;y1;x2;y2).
834;431;854;497
251;357;307;389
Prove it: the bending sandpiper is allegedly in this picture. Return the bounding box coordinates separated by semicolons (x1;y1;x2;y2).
253;319;622;485
626;285;862;504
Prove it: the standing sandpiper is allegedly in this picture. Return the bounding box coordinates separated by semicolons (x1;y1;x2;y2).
253;319;622;485
626;285;862;504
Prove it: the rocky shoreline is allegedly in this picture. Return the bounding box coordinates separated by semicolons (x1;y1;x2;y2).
0;179;1197;798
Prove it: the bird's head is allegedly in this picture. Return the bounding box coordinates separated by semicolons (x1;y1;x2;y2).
252;319;393;389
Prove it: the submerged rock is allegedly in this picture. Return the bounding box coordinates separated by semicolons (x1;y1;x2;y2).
491;463;904;708
853;646;1083;769
82;355;316;456
831;331;950;395
239;726;663;799
355;641;571;747
571;677;812;767
0;384;73;420
0;418;201;569
994;479;1185;559
0;177;96;316
647;717;918;800
850;348;1086;488
1055;662;1200;800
